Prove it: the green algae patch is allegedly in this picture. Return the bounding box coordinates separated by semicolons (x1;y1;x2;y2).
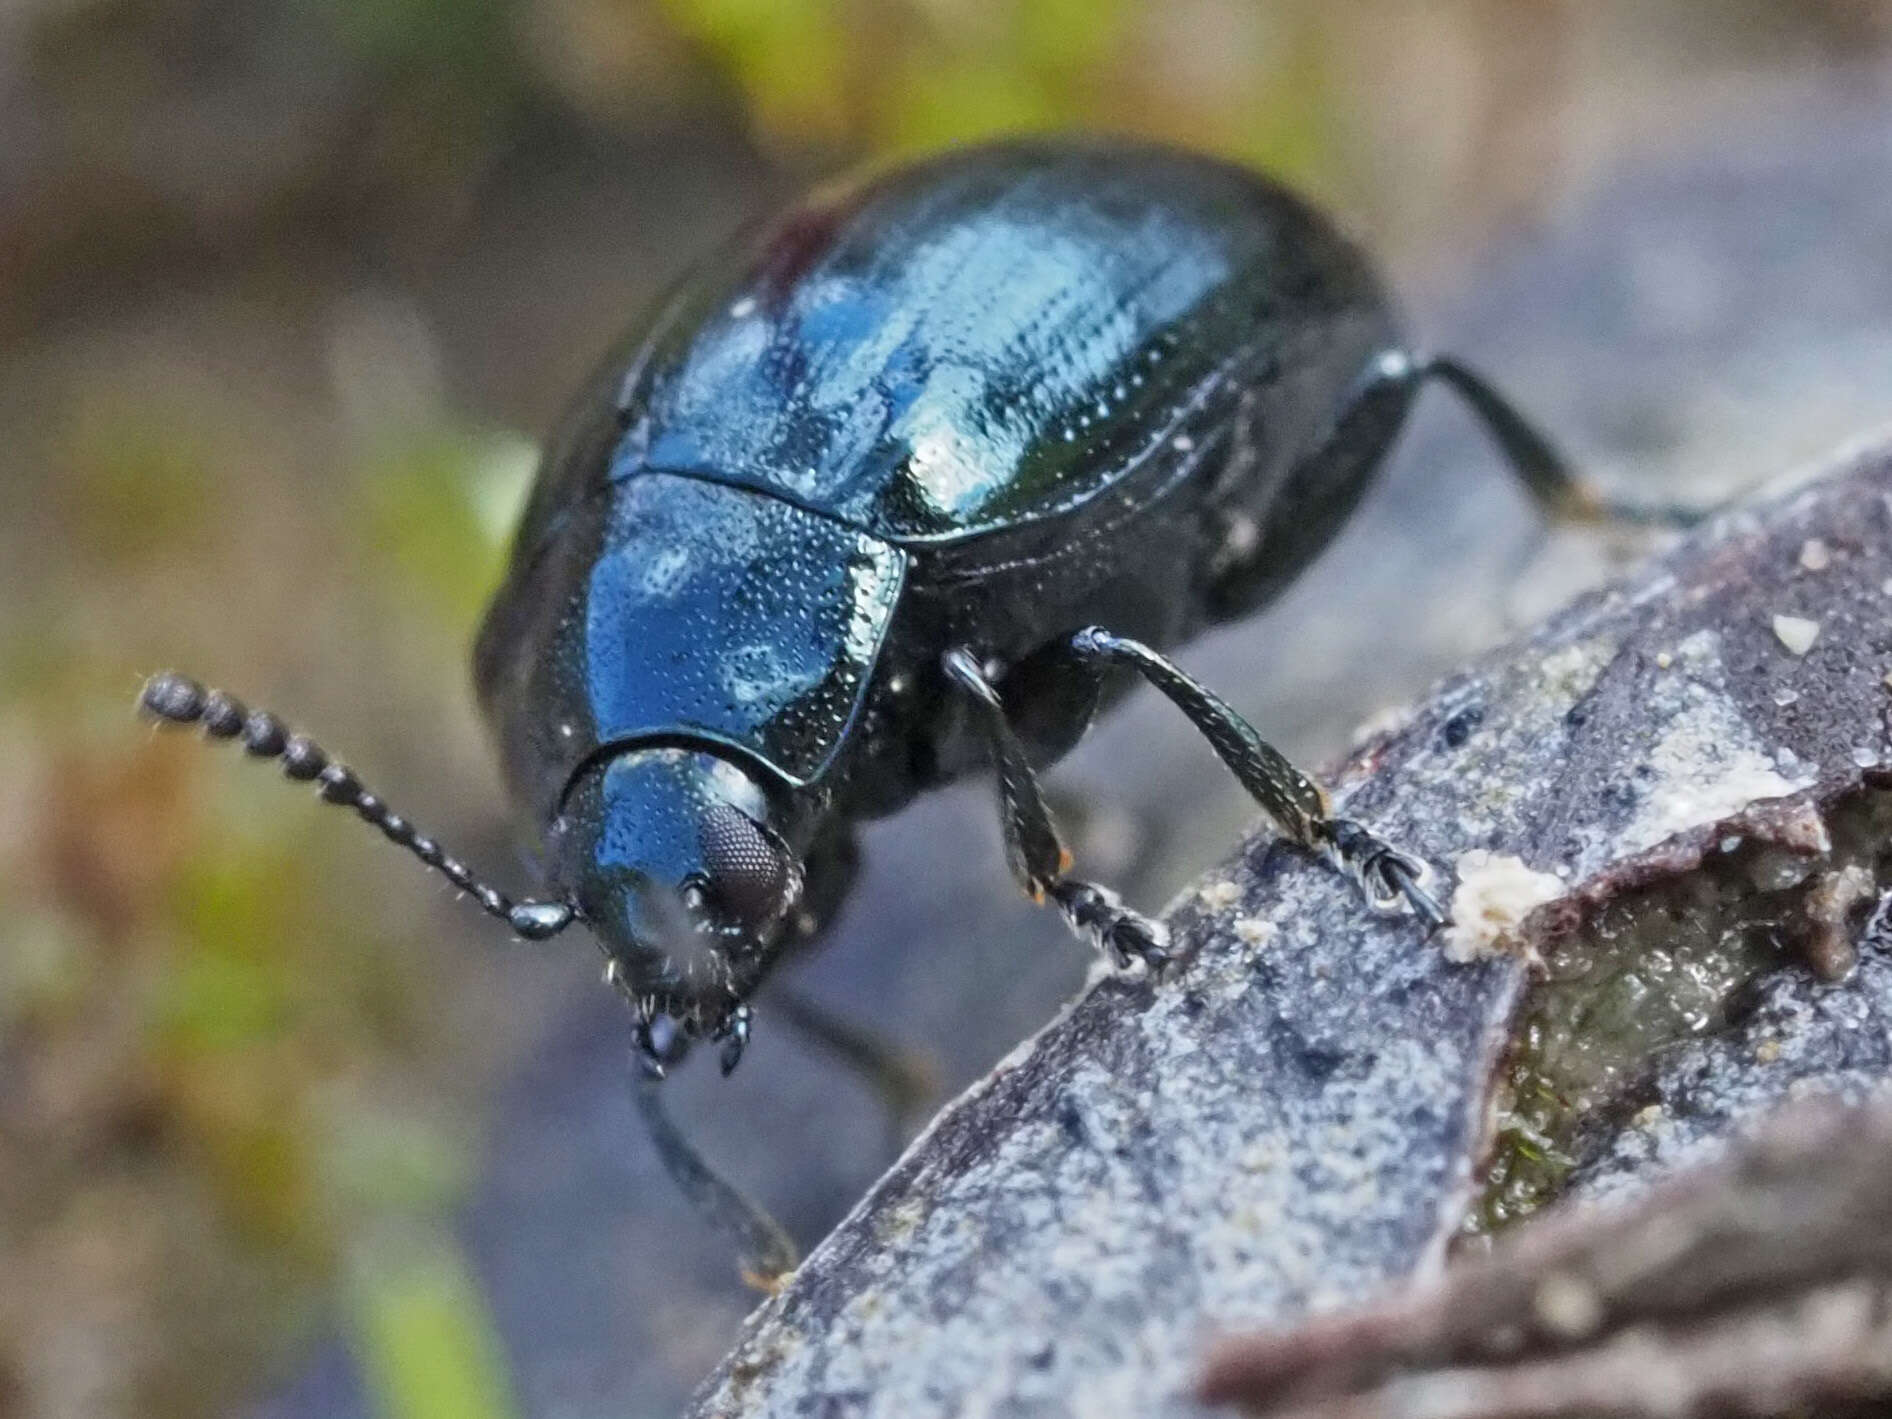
1469;787;1892;1235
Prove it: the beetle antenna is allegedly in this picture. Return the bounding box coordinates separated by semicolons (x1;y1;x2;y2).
137;671;576;941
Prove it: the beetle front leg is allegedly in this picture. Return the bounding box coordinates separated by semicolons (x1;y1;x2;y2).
942;649;1172;973
1062;628;1450;931
631;1015;800;1288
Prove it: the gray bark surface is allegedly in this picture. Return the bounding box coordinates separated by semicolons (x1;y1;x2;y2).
1200;1096;1892;1419
688;439;1892;1418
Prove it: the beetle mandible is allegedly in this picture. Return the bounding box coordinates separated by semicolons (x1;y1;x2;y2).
140;136;1657;1274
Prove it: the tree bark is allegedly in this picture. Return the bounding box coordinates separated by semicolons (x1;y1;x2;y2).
687;436;1892;1419
1200;1095;1892;1419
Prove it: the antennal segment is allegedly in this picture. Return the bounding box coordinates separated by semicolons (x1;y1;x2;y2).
138;671;575;941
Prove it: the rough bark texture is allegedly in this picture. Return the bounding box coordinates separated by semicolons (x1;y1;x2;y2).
685;441;1892;1419
1199;1095;1892;1419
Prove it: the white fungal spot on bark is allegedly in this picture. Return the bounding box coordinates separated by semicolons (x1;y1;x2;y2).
1441;851;1565;963
1773;614;1821;655
1233;917;1276;947
1198;878;1242;910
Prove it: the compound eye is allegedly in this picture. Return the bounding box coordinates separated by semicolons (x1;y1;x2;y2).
697;803;795;930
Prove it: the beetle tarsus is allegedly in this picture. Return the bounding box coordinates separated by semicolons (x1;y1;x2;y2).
1049;880;1173;974
1324;818;1450;932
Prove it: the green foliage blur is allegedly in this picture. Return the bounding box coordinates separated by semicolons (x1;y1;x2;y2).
657;0;1334;186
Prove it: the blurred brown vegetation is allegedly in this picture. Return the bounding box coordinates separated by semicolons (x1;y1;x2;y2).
4;3;1892;1417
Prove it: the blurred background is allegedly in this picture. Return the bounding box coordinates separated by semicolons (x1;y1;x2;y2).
6;3;1892;1417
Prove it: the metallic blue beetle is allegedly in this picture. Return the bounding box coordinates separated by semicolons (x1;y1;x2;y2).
142;137;1624;1271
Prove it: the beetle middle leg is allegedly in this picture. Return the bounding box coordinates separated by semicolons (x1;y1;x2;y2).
1066;628;1447;928
771;828;938;1133
943;648;1173;972
958;633;1449;933
766;986;941;1150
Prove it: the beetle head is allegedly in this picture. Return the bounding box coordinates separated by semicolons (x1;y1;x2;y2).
550;747;802;1067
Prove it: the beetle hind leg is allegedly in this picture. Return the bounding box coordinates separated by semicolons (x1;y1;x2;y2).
943;648;1173;974
1413;353;1704;528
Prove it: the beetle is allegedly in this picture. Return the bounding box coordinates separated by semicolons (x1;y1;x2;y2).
140;136;1651;1275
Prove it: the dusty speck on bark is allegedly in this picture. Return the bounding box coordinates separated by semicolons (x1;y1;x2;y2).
688;436;1892;1419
